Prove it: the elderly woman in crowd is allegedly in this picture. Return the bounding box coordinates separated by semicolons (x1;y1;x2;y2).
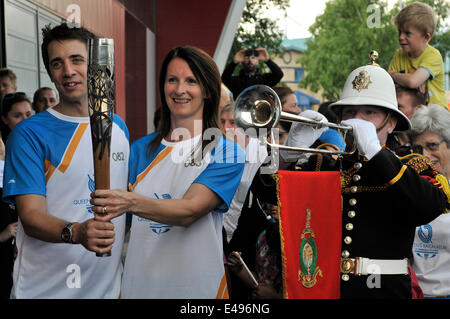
409;104;450;299
409;104;450;178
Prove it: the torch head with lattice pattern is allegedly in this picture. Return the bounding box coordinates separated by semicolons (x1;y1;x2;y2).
88;38;115;161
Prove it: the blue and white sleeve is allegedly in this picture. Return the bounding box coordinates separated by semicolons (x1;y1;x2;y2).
2;127;46;204
194;137;245;213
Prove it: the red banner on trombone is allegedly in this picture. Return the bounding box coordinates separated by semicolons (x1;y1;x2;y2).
278;170;342;299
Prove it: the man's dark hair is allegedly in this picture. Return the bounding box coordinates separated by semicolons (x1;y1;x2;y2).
41;23;95;78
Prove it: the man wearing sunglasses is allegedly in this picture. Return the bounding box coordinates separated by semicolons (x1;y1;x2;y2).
221;47;283;98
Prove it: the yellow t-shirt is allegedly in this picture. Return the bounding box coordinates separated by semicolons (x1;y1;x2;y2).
389;45;447;109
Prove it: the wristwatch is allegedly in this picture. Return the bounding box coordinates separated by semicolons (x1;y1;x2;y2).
61;223;74;244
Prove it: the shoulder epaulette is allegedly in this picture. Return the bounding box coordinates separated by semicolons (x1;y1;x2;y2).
401;153;435;174
402;153;450;213
433;173;450;213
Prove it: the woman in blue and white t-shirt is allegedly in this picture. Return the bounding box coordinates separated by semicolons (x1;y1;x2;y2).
91;46;245;298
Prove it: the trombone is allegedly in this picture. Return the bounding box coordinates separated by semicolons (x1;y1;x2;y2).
234;85;356;155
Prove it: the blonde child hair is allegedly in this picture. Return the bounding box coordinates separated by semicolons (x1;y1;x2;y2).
393;2;437;37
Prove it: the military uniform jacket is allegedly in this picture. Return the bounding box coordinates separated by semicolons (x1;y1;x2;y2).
296;148;449;299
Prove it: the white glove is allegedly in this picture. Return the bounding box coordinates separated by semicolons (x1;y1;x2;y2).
280;110;328;162
340;118;381;160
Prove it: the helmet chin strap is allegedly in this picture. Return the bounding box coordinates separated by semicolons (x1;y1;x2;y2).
375;112;391;133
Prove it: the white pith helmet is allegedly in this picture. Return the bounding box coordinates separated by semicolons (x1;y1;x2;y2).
329;64;411;131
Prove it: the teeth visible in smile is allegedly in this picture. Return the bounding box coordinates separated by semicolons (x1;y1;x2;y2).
66;83;77;87
174;98;190;103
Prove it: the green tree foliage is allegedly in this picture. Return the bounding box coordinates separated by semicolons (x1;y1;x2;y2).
421;0;450;58
299;0;449;101
228;0;290;69
431;30;450;59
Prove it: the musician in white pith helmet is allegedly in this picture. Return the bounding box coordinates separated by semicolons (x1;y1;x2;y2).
280;54;450;299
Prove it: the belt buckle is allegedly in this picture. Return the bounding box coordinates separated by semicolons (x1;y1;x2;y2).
340;258;355;274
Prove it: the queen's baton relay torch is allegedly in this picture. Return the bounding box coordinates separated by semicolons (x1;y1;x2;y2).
87;37;115;257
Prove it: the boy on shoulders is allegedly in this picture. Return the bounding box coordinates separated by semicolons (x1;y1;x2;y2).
388;2;447;109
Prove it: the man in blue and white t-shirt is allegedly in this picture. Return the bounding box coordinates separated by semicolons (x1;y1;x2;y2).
2;23;129;299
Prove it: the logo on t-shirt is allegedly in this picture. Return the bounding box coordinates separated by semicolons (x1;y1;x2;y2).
136;192;173;235
418;225;432;243
87;174;96;214
136;217;172;235
154;193;172;200
149;222;172;235
73;174;96;214
414;225;438;260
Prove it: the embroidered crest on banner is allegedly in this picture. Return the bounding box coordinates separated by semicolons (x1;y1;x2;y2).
298;207;323;288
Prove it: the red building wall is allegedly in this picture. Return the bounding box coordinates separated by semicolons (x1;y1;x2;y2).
124;11;148;142
155;0;232;104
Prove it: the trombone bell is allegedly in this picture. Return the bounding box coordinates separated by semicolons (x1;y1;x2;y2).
234;85;280;131
234;85;355;156
253;100;273;126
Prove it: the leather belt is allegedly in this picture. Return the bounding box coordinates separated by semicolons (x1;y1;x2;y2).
341;257;409;276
